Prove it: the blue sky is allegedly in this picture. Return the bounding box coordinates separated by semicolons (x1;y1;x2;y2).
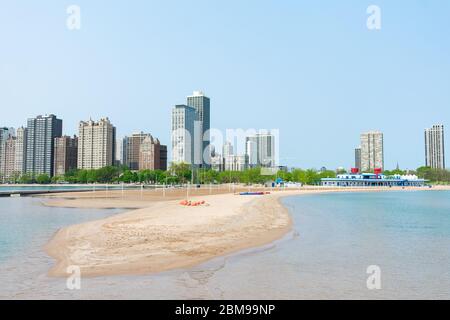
1;1;449;169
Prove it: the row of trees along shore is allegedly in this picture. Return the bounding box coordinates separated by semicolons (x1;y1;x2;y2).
2;164;450;185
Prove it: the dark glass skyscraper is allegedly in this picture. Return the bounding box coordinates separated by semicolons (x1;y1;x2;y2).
26;114;62;177
187;91;210;167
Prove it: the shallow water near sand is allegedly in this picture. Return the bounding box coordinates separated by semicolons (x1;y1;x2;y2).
0;191;449;299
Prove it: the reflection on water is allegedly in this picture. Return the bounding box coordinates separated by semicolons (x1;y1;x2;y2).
1;191;450;299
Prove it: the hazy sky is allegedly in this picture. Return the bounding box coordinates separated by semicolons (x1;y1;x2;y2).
1;1;449;169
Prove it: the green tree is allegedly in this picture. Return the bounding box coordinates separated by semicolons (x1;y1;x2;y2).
170;163;192;184
96;166;121;183
318;170;336;180
120;170;138;183
198;169;219;184
10;171;21;184
384;169;406;176
36;174;51;184
19;174;33;184
416;166;450;184
277;170;293;182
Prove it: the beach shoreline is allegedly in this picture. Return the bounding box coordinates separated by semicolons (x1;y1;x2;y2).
43;185;450;278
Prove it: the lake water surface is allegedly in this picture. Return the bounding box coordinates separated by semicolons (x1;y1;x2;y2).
0;191;449;299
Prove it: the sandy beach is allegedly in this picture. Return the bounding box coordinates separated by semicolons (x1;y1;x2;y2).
43;185;450;277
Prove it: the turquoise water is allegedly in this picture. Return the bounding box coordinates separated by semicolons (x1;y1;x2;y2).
0;191;449;299
0;198;122;263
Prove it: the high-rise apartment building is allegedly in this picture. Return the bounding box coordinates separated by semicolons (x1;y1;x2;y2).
26;115;63;177
355;147;362;171
187;91;211;167
159;145;167;171
360;131;384;172
0;136;17;181
171;105;196;165
115;138;123;166
123;132;152;170
0;127;15;172
54;136;78;176
77;118;116;170
245;132;276;168
14;127;27;175
138;135;167;171
425;124;445;169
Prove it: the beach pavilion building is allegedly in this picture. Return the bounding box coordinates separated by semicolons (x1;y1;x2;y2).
321;173;426;187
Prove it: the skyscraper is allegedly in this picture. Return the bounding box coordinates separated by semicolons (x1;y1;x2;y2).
425;124;445;169
123;132;152;170
0;127;15;174
245;132;276;168
355;147;361;171
187;91;211;167
54;136;78;176
26;115;63;177
115;138;123;166
77;118;116;170
171;105;196;165
360;131;384;172
14;127;27;175
222;141;234;158
138;135;167;171
246;138;258;168
159;145;168;171
0;136;16;181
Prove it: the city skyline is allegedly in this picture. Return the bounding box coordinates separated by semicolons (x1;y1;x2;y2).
3;104;449;172
0;111;448;177
2;2;450;170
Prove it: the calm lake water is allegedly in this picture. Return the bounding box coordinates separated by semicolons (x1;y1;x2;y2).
0;191;449;299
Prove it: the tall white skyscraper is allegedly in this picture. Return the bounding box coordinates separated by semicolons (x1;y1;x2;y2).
171;105;196;165
360;131;384;172
77;118;116;170
425;124;445;169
